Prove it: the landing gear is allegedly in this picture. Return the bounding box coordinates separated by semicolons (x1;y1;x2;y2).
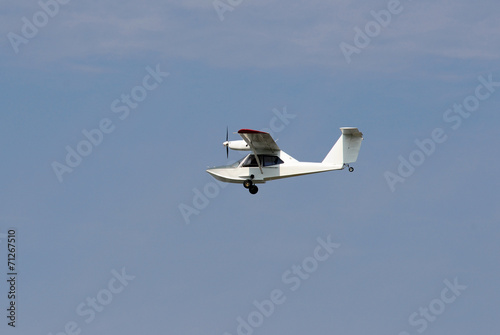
349;166;354;172
243;179;253;189
249;185;259;194
243;177;259;194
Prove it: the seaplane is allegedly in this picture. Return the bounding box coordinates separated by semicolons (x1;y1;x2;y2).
206;127;363;194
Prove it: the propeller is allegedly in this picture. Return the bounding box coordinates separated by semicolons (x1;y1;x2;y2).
223;126;229;158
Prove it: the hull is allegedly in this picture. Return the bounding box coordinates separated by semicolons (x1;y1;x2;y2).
206;162;344;184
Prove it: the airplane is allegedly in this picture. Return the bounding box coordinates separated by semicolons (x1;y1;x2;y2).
206;127;363;194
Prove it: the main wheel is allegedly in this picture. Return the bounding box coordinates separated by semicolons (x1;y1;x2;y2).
349;167;354;172
243;179;253;189
249;185;259;194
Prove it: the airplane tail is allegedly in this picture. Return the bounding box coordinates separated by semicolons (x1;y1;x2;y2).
322;128;363;166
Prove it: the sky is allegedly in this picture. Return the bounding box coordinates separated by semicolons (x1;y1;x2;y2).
1;0;499;334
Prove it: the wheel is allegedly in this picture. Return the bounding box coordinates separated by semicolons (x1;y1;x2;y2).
243;179;253;189
349;167;354;172
249;185;259;194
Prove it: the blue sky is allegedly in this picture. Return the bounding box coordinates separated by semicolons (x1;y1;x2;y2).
1;0;499;334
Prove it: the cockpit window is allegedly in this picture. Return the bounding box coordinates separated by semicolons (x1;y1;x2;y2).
242;155;258;167
263;155;283;166
241;154;283;167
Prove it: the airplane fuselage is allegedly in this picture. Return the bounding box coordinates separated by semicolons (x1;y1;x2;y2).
206;151;344;184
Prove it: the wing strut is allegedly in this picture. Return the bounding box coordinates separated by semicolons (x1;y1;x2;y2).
253;150;264;174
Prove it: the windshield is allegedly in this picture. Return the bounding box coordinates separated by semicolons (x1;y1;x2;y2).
230;156;247;167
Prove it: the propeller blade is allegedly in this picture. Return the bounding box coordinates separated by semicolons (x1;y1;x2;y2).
225;127;229;158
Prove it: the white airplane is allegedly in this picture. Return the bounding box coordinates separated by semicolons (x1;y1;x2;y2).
206;127;363;194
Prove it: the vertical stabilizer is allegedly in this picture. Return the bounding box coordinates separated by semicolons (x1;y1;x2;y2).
322;127;363;165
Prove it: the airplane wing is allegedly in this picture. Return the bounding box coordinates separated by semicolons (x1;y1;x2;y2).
237;129;280;152
237;129;280;174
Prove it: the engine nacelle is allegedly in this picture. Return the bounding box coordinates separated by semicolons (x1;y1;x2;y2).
223;140;250;151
